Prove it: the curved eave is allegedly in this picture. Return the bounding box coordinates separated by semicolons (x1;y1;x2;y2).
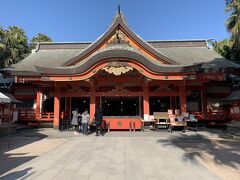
61;13;178;66
35;48;201;76
35;51;203;81
40;62;188;81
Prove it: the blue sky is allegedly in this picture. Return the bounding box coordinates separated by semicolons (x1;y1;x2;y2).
0;0;230;42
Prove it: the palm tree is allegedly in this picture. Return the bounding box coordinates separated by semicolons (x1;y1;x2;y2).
226;0;240;36
225;0;240;61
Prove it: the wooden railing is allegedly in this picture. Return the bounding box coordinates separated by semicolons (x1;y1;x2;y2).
193;111;230;121
35;112;55;121
19;110;55;121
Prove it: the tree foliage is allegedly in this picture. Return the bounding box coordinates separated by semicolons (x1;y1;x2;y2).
0;26;29;68
213;1;240;61
0;27;52;68
212;38;233;60
225;0;240;61
30;33;52;50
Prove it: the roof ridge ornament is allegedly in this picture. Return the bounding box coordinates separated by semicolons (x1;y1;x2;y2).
118;3;121;15
106;28;130;45
60;6;179;66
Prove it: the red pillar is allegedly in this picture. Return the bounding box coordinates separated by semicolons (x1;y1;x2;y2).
180;85;187;113
36;91;41;113
143;82;149;119
54;88;60;129
35;91;42;120
90;82;95;120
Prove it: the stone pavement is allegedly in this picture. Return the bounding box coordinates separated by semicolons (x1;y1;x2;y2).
0;131;221;180
227;121;240;136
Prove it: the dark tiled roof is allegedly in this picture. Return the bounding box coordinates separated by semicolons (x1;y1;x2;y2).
8;49;82;75
7;12;240;76
9;44;239;76
148;39;207;48
157;47;238;68
38;42;91;50
35;44;202;75
35;39;207;50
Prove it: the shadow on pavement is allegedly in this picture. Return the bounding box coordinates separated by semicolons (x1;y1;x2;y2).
0;167;33;180
157;132;240;169
0;128;47;175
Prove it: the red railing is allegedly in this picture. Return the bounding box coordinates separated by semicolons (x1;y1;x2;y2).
194;111;230;121
19;110;54;121
18;110;65;121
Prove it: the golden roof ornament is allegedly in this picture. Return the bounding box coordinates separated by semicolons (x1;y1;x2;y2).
102;66;133;76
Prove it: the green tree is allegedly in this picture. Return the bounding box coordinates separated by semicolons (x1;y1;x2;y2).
225;0;240;61
30;33;52;50
0;27;6;56
212;38;233;60
0;26;29;68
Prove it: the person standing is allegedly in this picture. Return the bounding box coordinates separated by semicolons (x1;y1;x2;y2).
78;114;82;133
81;109;90;136
71;108;80;135
94;108;103;136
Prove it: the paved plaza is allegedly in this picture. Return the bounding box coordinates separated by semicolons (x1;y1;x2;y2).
0;128;240;180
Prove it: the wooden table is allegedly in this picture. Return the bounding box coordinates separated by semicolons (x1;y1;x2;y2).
155;121;171;131
141;120;156;131
169;121;187;133
154;117;171;131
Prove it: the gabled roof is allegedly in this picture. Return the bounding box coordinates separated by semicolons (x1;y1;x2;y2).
7;12;240;77
8;43;239;76
61;12;178;66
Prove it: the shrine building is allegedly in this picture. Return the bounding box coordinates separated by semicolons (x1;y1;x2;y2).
5;11;239;129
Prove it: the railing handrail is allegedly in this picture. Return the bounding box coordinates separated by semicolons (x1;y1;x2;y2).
18;110;55;121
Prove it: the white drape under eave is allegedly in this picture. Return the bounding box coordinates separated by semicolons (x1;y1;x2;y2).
0;92;11;103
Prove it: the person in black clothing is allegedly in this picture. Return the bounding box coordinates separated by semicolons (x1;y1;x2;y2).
94;108;103;136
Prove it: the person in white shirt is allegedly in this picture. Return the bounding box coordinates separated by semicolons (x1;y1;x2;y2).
81;109;90;136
